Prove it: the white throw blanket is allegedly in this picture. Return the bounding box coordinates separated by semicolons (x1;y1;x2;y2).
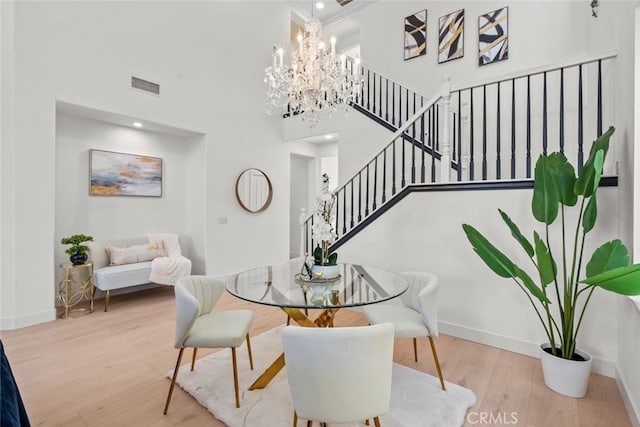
147;233;192;285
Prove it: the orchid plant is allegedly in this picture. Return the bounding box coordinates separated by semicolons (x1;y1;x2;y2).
311;173;338;266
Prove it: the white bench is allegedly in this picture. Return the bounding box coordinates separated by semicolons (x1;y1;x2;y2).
87;236;189;311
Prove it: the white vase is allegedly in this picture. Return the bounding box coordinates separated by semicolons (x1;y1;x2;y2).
310;264;340;280
539;343;592;398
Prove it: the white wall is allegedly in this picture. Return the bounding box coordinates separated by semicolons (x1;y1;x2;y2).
359;1;589;97
290;153;313;257
617;298;640;427
0;1;17;326
338;187;621;376
54;113;203;284
0;1;291;329
583;2;639;422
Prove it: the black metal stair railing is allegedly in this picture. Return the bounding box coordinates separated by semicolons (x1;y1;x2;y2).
299;52;617;256
349;61;459;165
301;82;453;256
450;52;616;182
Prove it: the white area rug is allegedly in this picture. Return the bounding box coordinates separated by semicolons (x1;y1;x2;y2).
168;326;476;427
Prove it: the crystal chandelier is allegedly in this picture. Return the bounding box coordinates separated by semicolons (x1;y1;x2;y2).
264;16;362;128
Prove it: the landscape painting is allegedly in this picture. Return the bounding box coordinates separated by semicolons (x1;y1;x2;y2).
90;149;162;197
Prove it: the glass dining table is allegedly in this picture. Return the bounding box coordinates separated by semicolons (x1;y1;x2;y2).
225;260;408;390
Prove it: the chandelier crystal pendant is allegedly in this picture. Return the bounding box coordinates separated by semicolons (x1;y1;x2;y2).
264;18;362;128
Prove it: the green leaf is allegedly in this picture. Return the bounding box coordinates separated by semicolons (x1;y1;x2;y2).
575;127;614;196
582;196;597;233
581;264;640;296
313;245;322;264
592;149;604;191
462;224;516;278
499;209;534;257
548;152;578;207
328;252;338;265
585;240;630;278
534;231;556;285
514;266;551;304
532;155;559;224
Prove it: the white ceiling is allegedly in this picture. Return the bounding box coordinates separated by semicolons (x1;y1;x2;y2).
56;101;202;138
288;0;375;25
288;0;376;51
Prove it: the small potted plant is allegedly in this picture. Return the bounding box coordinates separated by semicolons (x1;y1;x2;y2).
310;173;339;279
462;126;640;398
61;234;94;265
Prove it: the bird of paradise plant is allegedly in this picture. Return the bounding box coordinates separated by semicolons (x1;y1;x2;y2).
463;126;640;360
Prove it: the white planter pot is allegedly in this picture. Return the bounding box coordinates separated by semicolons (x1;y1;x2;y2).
539;343;592;398
310;264;340;280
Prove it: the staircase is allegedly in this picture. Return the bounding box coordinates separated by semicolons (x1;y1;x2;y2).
299;52;618;256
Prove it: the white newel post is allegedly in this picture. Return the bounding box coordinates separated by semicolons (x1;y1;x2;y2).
440;75;452;183
299;208;307;258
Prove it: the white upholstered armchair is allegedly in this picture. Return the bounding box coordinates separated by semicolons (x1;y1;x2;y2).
363;271;446;390
281;323;394;427
163;276;254;414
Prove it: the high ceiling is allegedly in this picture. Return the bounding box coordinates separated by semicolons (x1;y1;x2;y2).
288;0;376;51
288;0;375;25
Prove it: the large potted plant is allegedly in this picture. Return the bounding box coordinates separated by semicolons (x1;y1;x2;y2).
462;126;640;398
61;234;94;265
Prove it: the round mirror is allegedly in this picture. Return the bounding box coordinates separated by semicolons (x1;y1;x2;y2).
235;168;273;213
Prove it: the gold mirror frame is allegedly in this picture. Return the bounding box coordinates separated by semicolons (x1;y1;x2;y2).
235;168;273;213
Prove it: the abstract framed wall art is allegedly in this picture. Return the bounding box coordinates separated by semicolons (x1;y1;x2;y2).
90;149;162;197
404;9;427;60
478;7;508;66
438;9;464;63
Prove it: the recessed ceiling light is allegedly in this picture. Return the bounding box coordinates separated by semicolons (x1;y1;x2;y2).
325;134;333;140
133;122;143;128
316;2;325;10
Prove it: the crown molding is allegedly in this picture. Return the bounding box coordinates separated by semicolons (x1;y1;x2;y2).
288;0;377;27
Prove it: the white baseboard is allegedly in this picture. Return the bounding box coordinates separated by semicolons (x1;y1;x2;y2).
438;320;616;378
0;309;57;330
616;366;640;427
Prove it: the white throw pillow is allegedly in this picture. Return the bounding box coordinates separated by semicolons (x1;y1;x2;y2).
148;233;182;257
107;243;167;266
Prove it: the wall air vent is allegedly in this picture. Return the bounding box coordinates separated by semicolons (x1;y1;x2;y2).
131;76;160;95
336;0;353;6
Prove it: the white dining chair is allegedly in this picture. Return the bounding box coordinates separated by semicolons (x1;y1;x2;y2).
363;271;446;390
281;323;394;427
163;276;254;414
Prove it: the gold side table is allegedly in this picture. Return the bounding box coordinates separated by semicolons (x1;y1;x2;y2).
58;262;95;319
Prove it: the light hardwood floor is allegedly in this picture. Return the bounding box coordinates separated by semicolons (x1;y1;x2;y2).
0;287;632;427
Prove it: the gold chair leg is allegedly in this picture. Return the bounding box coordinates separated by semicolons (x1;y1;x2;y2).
104;289;110;312
306;421;313;427
163;347;185;415
293;411;297;427
286;315;291;326
428;336;446;391
191;348;198;371
413;337;418;362
231;347;240;408
373;416;381;427
365;420;370;425
246;334;254;370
